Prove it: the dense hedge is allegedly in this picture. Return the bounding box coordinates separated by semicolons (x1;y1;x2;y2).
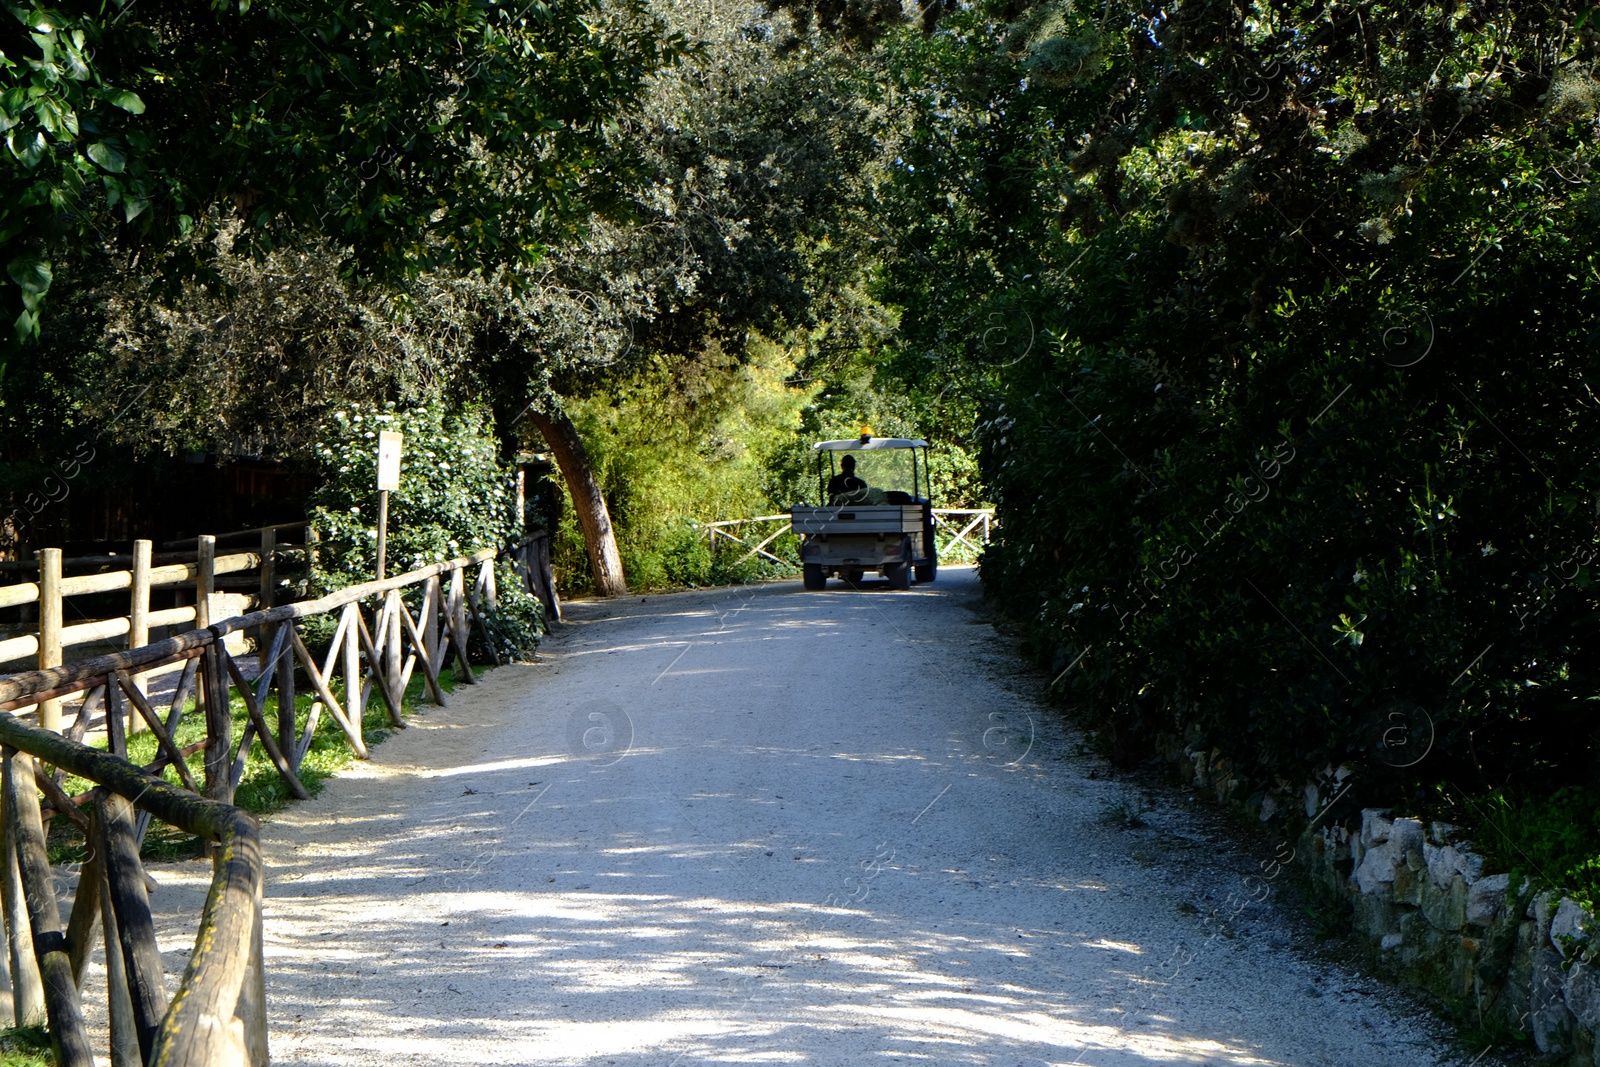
870;2;1600;814
306;403;542;660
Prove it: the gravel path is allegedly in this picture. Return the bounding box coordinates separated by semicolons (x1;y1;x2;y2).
135;566;1478;1066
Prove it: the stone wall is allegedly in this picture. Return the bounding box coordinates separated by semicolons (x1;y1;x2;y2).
1306;810;1600;1063
1165;730;1600;1061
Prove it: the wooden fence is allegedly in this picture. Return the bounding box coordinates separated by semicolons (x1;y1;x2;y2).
0;546;505;1066
0;523;313;733
703;508;997;566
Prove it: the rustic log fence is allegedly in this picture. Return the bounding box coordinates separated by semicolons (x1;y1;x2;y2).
506;531;561;623
929;508;995;560
0;523;314;733
0;545;507;1066
702;509;997;567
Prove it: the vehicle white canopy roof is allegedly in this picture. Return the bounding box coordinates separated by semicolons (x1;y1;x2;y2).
813;437;928;451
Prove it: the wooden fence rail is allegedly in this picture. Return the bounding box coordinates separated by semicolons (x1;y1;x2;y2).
701;509;997;567
0;524;322;733
0;545;505;1066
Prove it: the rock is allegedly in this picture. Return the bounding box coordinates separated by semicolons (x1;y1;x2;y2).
1355;882;1398;939
1429;821;1459;845
1535;892;1557;943
1564;959;1600;1033
1361;809;1394;848
1380;932;1403;950
1466;873;1511;927
1420;874;1467;932
1354;839;1398;894
1390;817;1425;858
1551;897;1591;957
1424;843;1460;888
1393;861;1423;906
1532;948;1576;1053
1257;793;1278;822
1501;921;1536;1028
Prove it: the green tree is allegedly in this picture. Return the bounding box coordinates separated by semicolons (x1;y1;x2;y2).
863;1;1600;801
1;0;678;352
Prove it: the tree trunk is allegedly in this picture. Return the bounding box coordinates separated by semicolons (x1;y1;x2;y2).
529;407;628;597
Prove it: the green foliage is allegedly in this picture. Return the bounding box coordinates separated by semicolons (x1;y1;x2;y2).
305;401;540;658
0;1024;50;1067
865;0;1600;829
1;0;681;355
552;338;816;592
1471;788;1600;912
307;403;517;580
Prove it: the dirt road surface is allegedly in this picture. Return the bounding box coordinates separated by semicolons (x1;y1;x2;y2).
134;566;1473;1066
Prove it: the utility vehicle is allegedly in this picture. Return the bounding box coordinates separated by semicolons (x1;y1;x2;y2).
790;434;936;590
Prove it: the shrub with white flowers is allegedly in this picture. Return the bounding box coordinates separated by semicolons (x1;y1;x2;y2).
306;402;542;660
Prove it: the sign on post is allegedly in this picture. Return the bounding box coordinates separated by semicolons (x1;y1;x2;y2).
377;431;404;491
375;430;403;579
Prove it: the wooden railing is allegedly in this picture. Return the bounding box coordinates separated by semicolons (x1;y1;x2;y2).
506;531;561;622
932;508;996;560
0;523;314;732
702;515;795;566
0;546;505;1066
702;509;997;566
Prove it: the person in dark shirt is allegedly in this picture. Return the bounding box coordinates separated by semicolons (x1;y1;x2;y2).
827;455;868;503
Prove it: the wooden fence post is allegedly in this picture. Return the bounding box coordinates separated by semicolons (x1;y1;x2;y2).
201;643;233;805
536;535;561;622
258;528;276;670
0;786;45;1026
240;889;269;1066
447;565;474;683
128;540;151;735
4;749;93;1066
385;589;403;708
422;576;440;675
37;548;62;732
196;534;215;630
343;604;362;734
277;626;297;774
94;790;168;1064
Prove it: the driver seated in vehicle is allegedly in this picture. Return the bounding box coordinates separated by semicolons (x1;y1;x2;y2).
828;455;886;505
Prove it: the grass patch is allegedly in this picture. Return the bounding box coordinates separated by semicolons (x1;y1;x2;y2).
1100;792;1152;830
49;660;485;864
0;1025;51;1067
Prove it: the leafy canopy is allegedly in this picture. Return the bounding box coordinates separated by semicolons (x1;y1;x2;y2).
0;0;681;348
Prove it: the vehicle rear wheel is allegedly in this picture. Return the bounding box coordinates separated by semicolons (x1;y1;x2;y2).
803;563;826;590
914;538;938;584
886;540;912;590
